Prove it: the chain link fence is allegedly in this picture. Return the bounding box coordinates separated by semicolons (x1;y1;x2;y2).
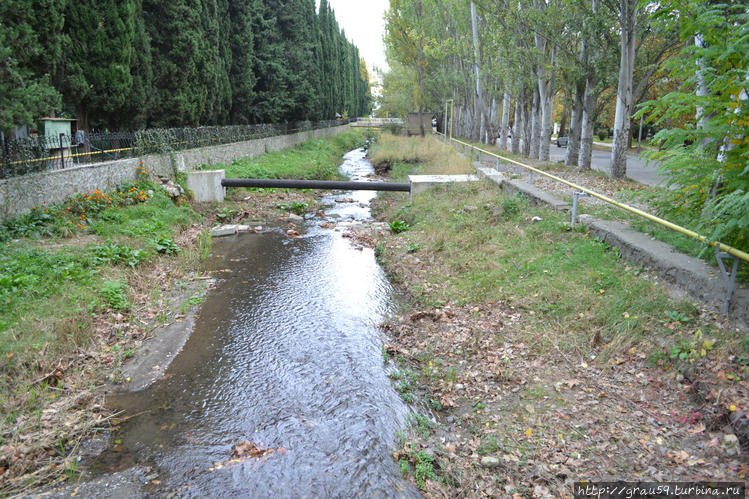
0;119;352;180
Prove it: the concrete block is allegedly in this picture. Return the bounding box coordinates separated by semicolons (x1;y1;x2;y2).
187;170;225;203
504;179;570;211
408;174;480;200
476;167;506;187
211;224;238;237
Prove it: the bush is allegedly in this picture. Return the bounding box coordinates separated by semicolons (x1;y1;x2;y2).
597;129;609;141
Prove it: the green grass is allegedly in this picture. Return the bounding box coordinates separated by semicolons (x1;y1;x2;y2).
210;130;366;181
0;180;201;378
456;136;747;281
376;181;738;358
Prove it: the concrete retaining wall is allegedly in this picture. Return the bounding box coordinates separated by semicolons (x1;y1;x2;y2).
0;124;350;219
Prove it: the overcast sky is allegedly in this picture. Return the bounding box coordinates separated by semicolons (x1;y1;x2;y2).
323;0;390;73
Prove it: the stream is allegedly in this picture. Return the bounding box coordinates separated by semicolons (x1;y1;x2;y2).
85;149;418;497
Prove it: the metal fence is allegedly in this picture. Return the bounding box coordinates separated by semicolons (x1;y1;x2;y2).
0;119;353;180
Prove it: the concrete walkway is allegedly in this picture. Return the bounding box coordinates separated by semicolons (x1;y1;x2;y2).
547;141;670;188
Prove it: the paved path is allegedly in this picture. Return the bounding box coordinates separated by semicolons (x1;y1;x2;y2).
546;141;669;188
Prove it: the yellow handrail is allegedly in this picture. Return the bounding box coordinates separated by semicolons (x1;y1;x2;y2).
440;133;749;263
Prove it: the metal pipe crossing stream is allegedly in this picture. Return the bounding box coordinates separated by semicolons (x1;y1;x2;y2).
221;177;411;192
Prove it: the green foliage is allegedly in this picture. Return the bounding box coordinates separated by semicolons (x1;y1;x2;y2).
641;1;749;251
0;249;95;332
389;220;410;234
0;0;65;131
2;0;371;130
413;451;437;489
277;201;308;215
219;131;365;181
153;237;179;255
99;280;129;311
91;243;147;268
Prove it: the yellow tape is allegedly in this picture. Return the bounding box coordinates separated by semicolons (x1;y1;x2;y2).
445;135;749;262
6;147;134;165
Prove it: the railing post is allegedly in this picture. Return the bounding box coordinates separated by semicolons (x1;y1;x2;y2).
59;133;65;169
715;247;740;318
571;191;589;226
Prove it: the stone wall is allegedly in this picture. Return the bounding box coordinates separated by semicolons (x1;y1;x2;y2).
0;124;351;219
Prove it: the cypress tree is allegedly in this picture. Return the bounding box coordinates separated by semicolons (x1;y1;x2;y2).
198;0;231;125
0;0;63;131
143;0;207;127
61;0;137;130
122;0;153;129
228;0;259;124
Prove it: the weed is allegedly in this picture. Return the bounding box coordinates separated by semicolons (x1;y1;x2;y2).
92;243;147;268
399;458;410;477
382;345;391;364
277;201;308;215
429;398;443;411
413;451;438;489
99;280;129;311
406;243;420;253
479;436;500;455
389;220;410;234
64;459;77;481
410;413;434;439
215;207;236;221
154;237;179;255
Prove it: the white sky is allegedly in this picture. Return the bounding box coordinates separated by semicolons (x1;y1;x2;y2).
321;0;390;73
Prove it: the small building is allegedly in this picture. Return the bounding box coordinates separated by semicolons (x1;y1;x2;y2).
39;118;76;169
407;112;434;136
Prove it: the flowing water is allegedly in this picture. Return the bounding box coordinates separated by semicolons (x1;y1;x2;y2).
87;149;418;497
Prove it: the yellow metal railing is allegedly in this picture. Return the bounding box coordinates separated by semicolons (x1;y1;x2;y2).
437;132;749;263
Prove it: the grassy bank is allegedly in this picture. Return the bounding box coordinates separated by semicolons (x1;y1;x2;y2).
0;130;365;494
369;134;748;496
460;138;748;280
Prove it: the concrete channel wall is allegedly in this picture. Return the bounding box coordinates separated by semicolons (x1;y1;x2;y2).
0;124;351;219
475;166;749;328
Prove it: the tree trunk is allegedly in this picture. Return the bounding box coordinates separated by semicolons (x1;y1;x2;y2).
539;78;554;161
529;89;540;159
559;106;568;137
537;41;555;162
488;96;498;144
610;0;638;178
499;91;511;149
578;0;598;171
578;75;595;170
566;82;584;166
511;97;521;154
470;2;484;143
523;94;532;158
566;16;588;166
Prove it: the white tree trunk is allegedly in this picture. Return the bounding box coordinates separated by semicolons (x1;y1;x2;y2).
511;98;521;154
523;95;532;157
530;90;540;159
578;0;597;170
500;91;511;149
578;75;595;170
610;0;638;178
566;21;588;165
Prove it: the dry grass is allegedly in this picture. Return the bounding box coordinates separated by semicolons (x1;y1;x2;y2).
368;134;474;178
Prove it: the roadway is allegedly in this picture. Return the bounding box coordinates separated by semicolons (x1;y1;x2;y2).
546;141;669;188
